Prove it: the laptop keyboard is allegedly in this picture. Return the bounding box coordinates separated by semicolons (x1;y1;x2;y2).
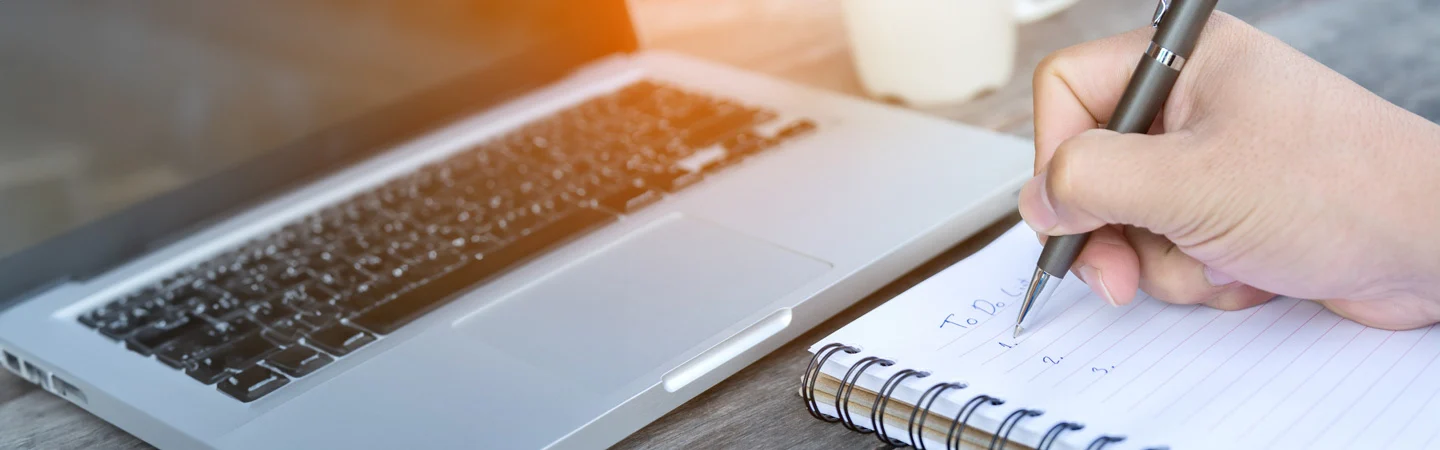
75;80;818;403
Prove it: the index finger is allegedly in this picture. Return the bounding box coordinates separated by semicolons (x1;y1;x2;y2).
1032;27;1155;174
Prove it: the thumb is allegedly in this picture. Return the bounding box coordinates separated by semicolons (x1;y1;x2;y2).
1019;128;1199;236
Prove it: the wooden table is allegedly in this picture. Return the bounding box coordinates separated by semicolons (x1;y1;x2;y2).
4;0;1437;448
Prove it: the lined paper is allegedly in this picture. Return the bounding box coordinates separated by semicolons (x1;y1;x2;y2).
811;223;1440;449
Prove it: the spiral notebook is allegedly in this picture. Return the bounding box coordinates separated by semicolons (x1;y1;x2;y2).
799;223;1440;450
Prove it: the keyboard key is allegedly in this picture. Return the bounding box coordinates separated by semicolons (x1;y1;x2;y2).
190;294;245;321
684;110;757;147
187;333;280;384
126;314;205;356
642;169;702;193
596;185;659;213
187;359;233;385
674;146;728;173
337;279;400;311
318;266;370;289
248;301;299;326
217;366;289;403
722;132;770;158
94;313;152;341
222;276;278;301
304;324;375;356
155;317;259;369
274;266;313;287
775;118;818;139
351;208;616;334
94;298;175;340
408;251;465;280
78;293;141;330
266;346;332;377
261;317;307;345
291;300;341;330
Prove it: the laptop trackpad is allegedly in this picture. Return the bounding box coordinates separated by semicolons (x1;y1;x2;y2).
457;213;829;398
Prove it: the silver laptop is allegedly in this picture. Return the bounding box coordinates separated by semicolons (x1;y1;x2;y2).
0;1;1031;448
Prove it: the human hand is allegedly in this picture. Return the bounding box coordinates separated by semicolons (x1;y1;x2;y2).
1021;12;1440;329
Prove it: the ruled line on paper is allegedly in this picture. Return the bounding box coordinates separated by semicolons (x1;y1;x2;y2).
1181;306;1327;425
1076;306;1206;395
936;316;987;352
1122;301;1283;410
1346;327;1440;448
1203;313;1345;431
1381;374;1440;449
1155;300;1306;415
1303;327;1435;449
1235;325;1369;439
1423;428;1440;450
1025;299;1153;383
993;298;1109;368
1098;307;1232;403
1258;330;1397;447
1053;300;1174;388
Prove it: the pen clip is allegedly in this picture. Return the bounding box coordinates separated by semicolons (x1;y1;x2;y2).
1151;0;1171;27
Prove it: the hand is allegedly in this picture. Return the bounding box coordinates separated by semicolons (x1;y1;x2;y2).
1020;12;1440;330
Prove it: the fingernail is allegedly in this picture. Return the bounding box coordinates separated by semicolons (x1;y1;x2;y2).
1020;172;1058;232
1075;265;1117;306
1204;266;1237;286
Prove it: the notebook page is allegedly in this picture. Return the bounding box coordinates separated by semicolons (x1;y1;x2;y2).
809;223;1440;450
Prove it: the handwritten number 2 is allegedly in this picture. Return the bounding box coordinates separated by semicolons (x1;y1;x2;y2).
1042;356;1062;365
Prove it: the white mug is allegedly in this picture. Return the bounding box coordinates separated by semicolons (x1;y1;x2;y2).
840;0;1079;106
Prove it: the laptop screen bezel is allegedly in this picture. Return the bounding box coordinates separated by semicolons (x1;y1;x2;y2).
0;1;638;306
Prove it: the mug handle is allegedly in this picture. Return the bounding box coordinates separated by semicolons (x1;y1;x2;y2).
1014;0;1079;23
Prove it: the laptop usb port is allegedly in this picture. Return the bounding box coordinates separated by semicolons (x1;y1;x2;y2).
2;350;21;375
22;362;50;390
50;375;88;405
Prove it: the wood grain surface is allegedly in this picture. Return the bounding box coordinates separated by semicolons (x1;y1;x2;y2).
4;0;1438;448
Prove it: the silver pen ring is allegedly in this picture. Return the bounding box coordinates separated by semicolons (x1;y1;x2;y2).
1146;42;1187;71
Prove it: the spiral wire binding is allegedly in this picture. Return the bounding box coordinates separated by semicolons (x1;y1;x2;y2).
1037;422;1084;450
989;409;1043;450
802;343;859;422
906;382;966;450
802;344;1154;449
944;395;1004;450
871;368;931;447
1085;436;1126;450
836;355;895;433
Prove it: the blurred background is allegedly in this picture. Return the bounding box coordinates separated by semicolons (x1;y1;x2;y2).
0;1;535;258
2;0;1437;260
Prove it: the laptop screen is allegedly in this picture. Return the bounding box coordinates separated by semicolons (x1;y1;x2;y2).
0;1;635;301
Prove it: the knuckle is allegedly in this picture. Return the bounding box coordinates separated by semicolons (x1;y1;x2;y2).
1138;265;1211;305
1033;49;1070;92
1144;279;1209;305
1207;298;1248;311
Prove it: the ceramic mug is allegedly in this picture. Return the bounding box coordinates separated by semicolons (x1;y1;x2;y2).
841;0;1079;106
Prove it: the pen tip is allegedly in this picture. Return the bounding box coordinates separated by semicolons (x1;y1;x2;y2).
1013;325;1023;338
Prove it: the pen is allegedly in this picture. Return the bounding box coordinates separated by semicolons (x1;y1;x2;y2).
1014;0;1219;338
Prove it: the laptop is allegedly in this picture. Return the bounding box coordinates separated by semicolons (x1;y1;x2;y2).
0;1;1031;448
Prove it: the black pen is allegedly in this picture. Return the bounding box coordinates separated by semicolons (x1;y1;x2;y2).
1014;0;1219;338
